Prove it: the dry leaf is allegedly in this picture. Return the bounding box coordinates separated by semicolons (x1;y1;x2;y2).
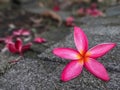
38;2;44;7
30;17;43;24
40;10;62;26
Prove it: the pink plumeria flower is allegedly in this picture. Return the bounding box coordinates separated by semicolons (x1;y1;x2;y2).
91;9;104;17
13;29;30;36
7;38;32;55
66;16;75;26
86;8;104;17
34;37;46;43
53;26;116;82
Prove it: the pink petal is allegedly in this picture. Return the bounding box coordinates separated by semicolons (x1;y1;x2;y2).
86;8;92;15
61;60;83;82
89;9;104;17
34;37;46;43
86;43;116;58
21;29;30;36
4;36;13;44
53;5;60;12
0;36;13;43
7;42;17;53
74;26;88;55
53;48;81;60
22;43;32;52
84;58;110;81
15;38;22;52
13;30;21;36
13;29;30;36
66;16;74;26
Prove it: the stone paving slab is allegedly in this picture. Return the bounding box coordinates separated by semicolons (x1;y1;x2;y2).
0;22;120;89
0;53;19;74
79;16;120;27
106;5;120;16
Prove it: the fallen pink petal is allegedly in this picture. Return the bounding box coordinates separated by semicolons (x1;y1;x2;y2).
22;42;32;52
53;5;60;12
66;16;75;26
53;26;116;82
7;42;18;53
0;36;13;44
86;8;104;17
13;29;30;36
34;37;46;43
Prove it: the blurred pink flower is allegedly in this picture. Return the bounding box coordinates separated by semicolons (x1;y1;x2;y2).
53;5;60;12
53;26;116;82
7;38;32;55
34;37;46;43
66;16;75;26
86;8;92;15
13;29;30;36
86;8;104;17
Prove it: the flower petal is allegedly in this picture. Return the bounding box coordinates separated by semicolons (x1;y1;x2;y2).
13;29;30;36
74;26;88;55
34;37;46;43
61;60;83;82
13;31;21;36
53;5;60;12
15;38;22;52
86;43;116;58
84;58;110;81
66;16;74;26
22;43;32;52
53;48;81;60
7;42;17;53
93;9;104;17
4;36;13;44
21;29;30;36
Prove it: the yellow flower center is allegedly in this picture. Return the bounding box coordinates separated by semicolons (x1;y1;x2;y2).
78;50;91;64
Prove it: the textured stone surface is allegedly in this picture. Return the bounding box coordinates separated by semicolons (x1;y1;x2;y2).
106;5;120;16
0;6;120;90
0;53;19;74
80;16;120;27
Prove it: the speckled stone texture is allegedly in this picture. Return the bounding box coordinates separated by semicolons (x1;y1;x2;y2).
0;14;120;90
